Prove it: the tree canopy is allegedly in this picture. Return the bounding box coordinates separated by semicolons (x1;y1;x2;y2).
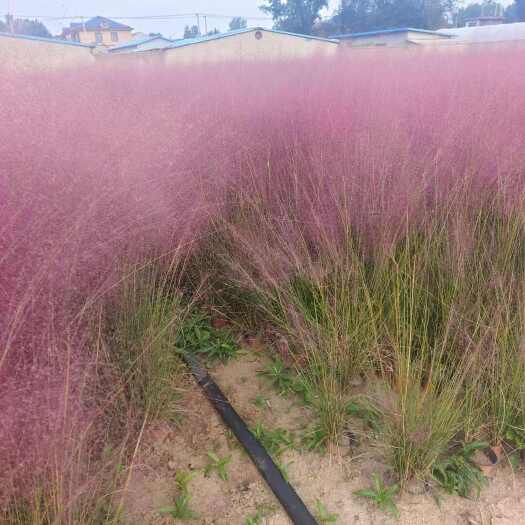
260;0;328;34
515;0;525;21
0;16;52;37
329;0;456;33
183;25;200;39
229;17;248;31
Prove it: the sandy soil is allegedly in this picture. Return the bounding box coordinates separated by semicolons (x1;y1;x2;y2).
123;351;525;525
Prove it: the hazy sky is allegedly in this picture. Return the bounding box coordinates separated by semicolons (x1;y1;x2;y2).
4;1;338;38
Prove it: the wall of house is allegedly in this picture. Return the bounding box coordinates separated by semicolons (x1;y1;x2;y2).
0;34;96;73
77;30;133;46
163;30;338;66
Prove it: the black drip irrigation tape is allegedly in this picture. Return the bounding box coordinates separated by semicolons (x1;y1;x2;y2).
183;352;320;525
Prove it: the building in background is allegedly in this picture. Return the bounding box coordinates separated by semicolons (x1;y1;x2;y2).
108;34;173;54
436;21;525;44
464;15;505;26
62;16;133;47
160;27;339;65
333;28;452;48
0;32;95;72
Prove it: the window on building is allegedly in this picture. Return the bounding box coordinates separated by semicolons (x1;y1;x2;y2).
95;32;103;44
111;31;119;42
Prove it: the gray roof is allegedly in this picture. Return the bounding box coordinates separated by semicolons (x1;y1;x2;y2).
437;22;525;43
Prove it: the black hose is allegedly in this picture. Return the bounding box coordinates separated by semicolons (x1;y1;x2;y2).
183;353;319;525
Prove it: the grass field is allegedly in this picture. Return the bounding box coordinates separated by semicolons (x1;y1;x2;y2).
2;47;525;523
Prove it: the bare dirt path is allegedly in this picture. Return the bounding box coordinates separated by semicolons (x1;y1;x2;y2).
123;353;525;525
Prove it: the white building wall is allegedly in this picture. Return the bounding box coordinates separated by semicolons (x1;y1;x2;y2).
163;30;338;66
0;34;95;73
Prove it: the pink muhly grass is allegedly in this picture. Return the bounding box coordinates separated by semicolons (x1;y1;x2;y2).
1;46;525;507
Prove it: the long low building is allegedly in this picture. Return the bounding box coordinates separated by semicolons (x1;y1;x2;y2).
0;32;96;72
333;23;525;49
160;27;339;65
435;21;525;45
333;28;453;48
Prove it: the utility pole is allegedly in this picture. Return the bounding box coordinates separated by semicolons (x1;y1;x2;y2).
203;15;208;35
7;0;14;33
196;13;201;35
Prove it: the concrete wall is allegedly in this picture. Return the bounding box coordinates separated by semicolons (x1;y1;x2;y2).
0;33;96;73
163;30;338;66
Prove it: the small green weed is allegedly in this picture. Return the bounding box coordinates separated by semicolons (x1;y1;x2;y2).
505;424;525;452
258;358;295;394
204;451;231;481
174;470;197;493
251;423;295;457
245;511;263;525
159;470;198;521
346;399;382;433
354;473;399;518
251;422;296;480
159;493;198;521
244;504;276;525
258;359;313;404
301;424;329;453
432;442;488;498
314;499;338;523
252;395;271;410
176;314;238;363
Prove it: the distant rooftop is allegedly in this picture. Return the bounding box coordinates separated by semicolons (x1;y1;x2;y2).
67;16;132;32
109;34;172;52
167;26;339;50
0;31;94;47
333;27;452;39
437;22;525;43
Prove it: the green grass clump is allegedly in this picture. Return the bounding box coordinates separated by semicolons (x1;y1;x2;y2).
110;260;186;422
432;442;488;498
213;202;525;488
175;313;239;363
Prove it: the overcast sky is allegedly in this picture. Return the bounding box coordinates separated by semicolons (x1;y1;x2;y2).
4;0;513;38
4;1;339;38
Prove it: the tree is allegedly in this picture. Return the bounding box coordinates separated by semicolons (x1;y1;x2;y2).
260;0;328;34
206;28;221;36
183;25;200;39
328;0;456;34
229;16;248;31
454;1;504;26
514;0;525;21
0;15;52;37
